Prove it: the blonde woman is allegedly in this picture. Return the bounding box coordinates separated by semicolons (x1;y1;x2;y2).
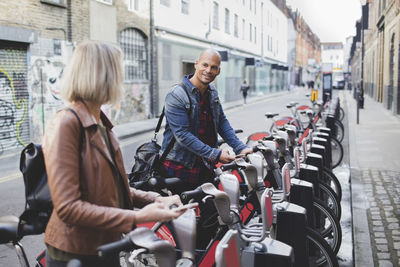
43;41;184;267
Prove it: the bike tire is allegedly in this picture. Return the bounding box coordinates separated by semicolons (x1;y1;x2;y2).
333;119;344;143
330;137;343;169
317;182;342;220
338;107;345;121
322;168;342;201
306;227;339;267
313;199;342;255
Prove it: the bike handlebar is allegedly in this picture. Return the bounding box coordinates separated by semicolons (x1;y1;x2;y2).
97;236;134;258
180;187;204;203
219;161;238;171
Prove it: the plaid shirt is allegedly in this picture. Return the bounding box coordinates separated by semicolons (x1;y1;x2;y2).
162;87;217;185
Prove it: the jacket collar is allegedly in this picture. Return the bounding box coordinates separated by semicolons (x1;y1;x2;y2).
69;100;114;130
183;74;216;94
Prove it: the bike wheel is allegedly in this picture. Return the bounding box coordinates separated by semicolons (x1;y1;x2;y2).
317;182;342;220
322;168;342;201
306;227;339;267
338;107;345;121
313;199;342;255
330;137;343;169
333;119;344;143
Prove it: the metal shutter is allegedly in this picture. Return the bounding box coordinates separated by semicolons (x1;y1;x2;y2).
0;41;29;154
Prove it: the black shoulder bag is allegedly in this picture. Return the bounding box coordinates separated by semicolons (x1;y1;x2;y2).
18;108;84;235
129;86;192;186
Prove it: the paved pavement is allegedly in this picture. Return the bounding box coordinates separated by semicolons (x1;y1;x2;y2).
345;89;400;267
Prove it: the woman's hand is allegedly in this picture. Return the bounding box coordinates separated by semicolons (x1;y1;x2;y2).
135;202;185;224
155;195;182;208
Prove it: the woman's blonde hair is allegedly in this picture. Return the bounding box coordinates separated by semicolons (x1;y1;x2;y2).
61;40;123;105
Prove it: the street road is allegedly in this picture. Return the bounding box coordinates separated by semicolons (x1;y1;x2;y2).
0;87;352;266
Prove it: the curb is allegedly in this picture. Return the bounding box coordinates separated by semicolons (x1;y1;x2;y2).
345;90;374;267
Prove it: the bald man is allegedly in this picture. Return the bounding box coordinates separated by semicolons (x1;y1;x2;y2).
160;49;252;192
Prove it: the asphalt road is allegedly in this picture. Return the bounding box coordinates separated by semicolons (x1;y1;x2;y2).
0;87;352;266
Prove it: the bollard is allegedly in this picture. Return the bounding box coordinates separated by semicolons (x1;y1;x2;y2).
274;202;309;267
290;178;315;229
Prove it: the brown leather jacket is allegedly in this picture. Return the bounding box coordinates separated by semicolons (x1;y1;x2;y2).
43;101;159;255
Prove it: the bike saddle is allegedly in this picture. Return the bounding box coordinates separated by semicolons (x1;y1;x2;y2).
265;112;279;119
0;216;19;243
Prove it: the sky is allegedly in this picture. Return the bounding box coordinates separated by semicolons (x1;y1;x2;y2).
285;0;362;44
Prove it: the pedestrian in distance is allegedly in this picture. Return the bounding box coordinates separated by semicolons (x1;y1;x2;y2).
42;41;185;267
160;48;253;248
240;79;250;104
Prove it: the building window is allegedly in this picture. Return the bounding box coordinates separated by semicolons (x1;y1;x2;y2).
119;28;148;82
249;23;252;42
254;0;256;14
97;0;112;4
250;0;252;11
213;2;219;29
242;18;245;40
160;0;169;6
181;0;189;14
225;8;230;34
127;0;138;11
254;26;256;43
243;0;245;5
234;14;238;37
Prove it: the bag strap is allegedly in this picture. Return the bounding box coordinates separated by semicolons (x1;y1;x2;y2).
159;84;192;162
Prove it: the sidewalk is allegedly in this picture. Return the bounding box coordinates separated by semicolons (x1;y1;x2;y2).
345;89;400;266
114;90;289;140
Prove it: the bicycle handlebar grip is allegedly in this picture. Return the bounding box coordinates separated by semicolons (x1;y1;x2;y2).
234;129;243;134
180;187;204;203
97;237;133;258
162;177;182;187
220;161;238;171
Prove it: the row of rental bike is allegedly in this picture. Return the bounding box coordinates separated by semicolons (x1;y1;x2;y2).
0;95;346;267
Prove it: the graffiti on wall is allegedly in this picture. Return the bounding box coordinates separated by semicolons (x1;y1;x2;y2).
111;83;149;124
0;69;28;153
29;57;65;140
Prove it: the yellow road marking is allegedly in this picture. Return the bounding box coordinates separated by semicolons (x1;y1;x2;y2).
0;173;22;184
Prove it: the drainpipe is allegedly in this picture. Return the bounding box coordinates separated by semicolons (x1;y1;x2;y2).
67;0;72;42
149;0;158;117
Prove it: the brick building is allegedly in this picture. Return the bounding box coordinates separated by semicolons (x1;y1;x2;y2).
0;0;151;153
292;11;321;86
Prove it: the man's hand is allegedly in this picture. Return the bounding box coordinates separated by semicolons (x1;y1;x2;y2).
239;147;253;156
219;149;235;164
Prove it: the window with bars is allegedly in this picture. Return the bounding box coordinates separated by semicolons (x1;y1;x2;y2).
234;14;238;37
181;0;189;14
119;28;148;82
225;8;230;34
213;2;219;29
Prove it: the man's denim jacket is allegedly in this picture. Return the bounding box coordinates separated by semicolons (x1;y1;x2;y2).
161;76;248;169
